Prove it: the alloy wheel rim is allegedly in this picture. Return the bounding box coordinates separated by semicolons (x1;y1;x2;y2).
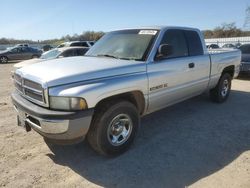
107;114;133;146
0;57;7;63
221;79;229;97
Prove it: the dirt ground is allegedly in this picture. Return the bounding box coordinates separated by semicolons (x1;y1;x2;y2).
0;62;250;188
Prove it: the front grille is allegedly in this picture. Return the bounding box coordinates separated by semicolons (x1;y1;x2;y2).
23;79;43;91
14;73;47;106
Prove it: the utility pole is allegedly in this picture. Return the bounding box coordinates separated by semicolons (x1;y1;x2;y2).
243;6;250;31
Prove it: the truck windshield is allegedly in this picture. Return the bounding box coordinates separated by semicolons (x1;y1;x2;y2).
86;29;158;61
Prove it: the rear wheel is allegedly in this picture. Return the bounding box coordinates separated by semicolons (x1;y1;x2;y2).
0;56;8;63
210;73;232;103
87;101;139;156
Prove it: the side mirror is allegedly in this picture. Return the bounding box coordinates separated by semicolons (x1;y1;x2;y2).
156;44;173;60
58;55;64;58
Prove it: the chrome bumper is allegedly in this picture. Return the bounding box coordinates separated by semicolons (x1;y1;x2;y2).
11;91;94;143
14;104;69;134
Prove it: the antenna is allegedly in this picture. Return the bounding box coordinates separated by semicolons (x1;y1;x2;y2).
243;6;250;30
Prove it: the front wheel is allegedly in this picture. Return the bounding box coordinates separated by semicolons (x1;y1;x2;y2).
87;101;139;156
0;56;8;63
210;73;232;103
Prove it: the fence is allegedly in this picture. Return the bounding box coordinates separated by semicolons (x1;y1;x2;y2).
205;36;250;47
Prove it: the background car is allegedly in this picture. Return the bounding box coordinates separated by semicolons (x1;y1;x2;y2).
0;46;42;63
222;43;236;49
13;46;89;69
42;44;54;52
57;41;95;48
235;42;242;48
238;44;250;75
15;44;29;47
206;44;220;49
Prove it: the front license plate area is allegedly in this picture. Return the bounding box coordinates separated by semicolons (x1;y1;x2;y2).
17;115;25;127
16;107;31;132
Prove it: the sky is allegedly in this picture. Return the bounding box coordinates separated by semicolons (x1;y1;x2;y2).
0;0;249;40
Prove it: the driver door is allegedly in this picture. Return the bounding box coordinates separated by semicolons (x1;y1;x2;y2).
8;47;21;60
147;29;203;113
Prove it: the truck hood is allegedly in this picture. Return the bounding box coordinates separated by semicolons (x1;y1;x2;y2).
14;58;44;69
16;56;146;87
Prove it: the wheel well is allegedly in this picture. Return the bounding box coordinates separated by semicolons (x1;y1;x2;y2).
222;65;234;78
94;91;146;115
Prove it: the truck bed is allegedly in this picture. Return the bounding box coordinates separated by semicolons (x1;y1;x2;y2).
208;48;241;89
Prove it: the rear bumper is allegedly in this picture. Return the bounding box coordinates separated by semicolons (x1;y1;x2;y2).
11;91;94;144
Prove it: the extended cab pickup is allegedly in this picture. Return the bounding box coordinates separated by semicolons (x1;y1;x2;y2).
11;26;241;156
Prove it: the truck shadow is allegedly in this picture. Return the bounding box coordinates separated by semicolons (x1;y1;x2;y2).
46;90;250;188
237;74;250;80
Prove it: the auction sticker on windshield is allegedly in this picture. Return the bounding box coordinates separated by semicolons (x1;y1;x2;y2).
138;30;157;35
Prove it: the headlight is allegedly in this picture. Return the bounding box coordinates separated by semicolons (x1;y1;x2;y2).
49;96;88;111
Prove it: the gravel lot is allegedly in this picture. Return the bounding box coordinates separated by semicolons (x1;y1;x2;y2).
0;62;250;188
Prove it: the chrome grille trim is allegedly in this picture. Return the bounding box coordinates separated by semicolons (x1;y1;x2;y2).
23;85;43;94
23;79;43;91
13;73;48;107
14;74;22;85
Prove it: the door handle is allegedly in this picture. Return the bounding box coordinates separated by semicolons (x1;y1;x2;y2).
189;63;195;68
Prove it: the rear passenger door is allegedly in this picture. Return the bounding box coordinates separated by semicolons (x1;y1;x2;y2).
183;30;210;94
147;29;210;113
77;48;88;56
20;47;33;59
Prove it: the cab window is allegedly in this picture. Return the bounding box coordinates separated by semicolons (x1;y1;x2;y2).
159;29;188;59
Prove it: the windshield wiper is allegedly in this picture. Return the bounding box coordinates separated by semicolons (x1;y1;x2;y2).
97;54;141;61
97;54;120;59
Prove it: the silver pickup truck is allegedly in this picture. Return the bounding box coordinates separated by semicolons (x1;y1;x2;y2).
11;26;241;156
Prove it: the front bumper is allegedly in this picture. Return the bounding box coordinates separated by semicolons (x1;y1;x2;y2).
240;62;250;73
11;91;94;144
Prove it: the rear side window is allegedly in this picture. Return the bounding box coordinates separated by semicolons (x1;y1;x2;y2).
62;49;76;57
71;42;88;47
184;30;203;56
77;48;88;55
160;29;188;58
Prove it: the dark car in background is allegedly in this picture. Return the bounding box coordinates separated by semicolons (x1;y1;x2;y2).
206;44;220;49
239;44;250;75
42;44;54;52
222;43;236;49
57;41;95;48
0;46;42;63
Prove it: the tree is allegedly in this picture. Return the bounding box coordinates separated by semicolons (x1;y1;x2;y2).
203;23;250;38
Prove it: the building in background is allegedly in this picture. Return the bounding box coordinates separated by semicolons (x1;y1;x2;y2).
205;36;250;47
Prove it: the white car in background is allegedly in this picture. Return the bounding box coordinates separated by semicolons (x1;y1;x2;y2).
13;46;89;70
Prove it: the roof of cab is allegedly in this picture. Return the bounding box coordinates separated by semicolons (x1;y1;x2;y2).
112;25;200;32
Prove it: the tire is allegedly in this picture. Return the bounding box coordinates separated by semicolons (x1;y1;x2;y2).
210;73;232;103
32;55;39;59
0;56;8;63
87;100;139;156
